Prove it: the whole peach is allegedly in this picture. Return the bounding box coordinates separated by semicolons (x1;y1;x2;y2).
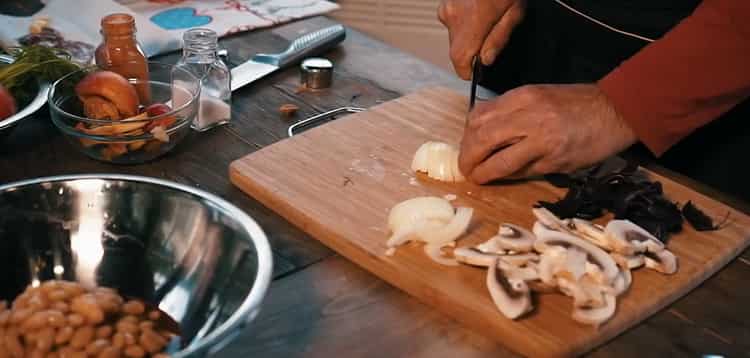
0;84;17;120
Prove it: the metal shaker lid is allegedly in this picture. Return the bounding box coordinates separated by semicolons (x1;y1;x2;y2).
300;57;333;89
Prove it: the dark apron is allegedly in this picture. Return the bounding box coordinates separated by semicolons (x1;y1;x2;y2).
481;0;750;203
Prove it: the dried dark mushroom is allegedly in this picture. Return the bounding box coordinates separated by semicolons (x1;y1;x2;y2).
539;162;684;242
682;200;729;232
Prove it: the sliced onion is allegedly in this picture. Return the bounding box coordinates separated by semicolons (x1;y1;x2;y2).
411;141;465;182
451;150;465;181
387;196;454;235
415;207;473;245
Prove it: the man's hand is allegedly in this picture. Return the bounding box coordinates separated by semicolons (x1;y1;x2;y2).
459;84;638;184
438;0;525;79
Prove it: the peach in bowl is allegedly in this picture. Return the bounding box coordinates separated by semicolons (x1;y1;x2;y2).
48;62;200;164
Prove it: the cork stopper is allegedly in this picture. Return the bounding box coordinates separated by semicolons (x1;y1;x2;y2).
101;13;137;36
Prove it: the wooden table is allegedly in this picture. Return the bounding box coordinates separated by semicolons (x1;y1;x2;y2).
1;7;749;356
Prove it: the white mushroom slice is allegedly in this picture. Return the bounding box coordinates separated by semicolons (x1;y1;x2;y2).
535;231;620;285
411;141;465;182
487;258;533;319
570;218;612;250
557;277;605;308
605;220;665;255
532;220;557;240
454;247;538;270
644;249;678;274
610;269;632;296
453;247;499;267
496;223;536;252
571;293;617;327
527;280;558;293
584;262;607;285
476;235;507;255
504;263;540;281
564;247;588;281
497;253;539;267
532;207;572;232
424;242;459;266
537;246;568;285
610;253;645;270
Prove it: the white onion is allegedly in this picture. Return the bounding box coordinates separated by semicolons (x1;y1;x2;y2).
386;197;473;265
387;196;454;237
415;207;473;245
411;141;465;182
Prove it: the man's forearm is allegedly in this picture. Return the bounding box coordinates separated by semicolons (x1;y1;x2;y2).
597;0;750;156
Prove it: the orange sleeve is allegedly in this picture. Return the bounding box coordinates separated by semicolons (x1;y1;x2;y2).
597;0;750;156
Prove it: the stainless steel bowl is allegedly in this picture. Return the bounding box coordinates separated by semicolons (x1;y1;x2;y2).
0;174;274;357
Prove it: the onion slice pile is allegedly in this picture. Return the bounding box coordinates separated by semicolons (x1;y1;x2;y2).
385;196;473;265
411;141;465;182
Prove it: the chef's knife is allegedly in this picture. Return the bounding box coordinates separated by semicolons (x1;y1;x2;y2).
230;24;346;91
468;55;484;111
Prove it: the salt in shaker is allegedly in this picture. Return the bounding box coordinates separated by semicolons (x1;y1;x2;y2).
173;28;231;131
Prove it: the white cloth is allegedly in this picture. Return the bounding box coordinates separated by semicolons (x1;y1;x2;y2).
0;0;339;57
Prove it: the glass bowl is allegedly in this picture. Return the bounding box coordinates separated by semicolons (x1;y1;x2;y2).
48;62;200;164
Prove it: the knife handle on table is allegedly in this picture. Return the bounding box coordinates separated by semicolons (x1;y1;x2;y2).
253;24;347;68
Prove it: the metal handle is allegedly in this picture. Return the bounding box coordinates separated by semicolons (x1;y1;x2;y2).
288;106;365;137
253;25;346;68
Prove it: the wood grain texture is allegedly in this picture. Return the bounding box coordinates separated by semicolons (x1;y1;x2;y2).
3;3;750;354
230;86;750;356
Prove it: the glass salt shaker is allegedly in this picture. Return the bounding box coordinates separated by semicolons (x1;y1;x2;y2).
173;28;231;131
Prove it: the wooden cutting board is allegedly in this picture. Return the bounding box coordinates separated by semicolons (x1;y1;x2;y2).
229;86;750;357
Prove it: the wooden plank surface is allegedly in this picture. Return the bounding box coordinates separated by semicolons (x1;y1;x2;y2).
3;2;750;354
230;86;750;356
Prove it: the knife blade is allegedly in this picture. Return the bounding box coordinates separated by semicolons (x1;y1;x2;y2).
468;55;483;111
230;24;347;91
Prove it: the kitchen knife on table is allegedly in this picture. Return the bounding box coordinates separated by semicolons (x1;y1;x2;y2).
230;24;346;91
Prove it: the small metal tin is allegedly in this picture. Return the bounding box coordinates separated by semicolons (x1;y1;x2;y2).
300;57;333;89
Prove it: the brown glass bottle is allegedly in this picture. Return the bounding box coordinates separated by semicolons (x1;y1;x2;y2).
95;13;151;105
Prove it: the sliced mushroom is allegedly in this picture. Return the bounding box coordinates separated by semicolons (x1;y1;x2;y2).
584;262;606;285
532;207;572;233
610;253;645;270
453;247;499;267
424;242;459;266
534;230;620;285
557;277;606;309
605;220;665;255
644;249;678;274
564;247;588;281
498;253;539;267
537;246;568;285
532;220;559;240
495;223;536;252
527;280;558;293
569;218;612;250
475;236;507;255
571;293;617;327
610;268;632;296
487;258;533;319
504;262;540;281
